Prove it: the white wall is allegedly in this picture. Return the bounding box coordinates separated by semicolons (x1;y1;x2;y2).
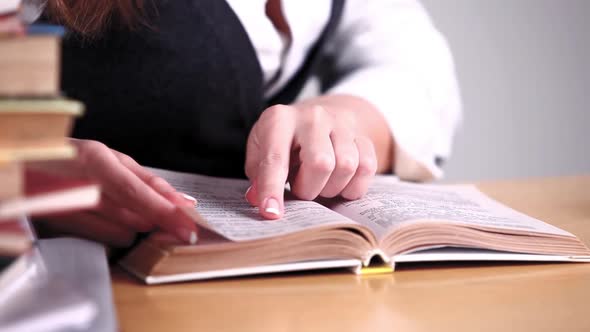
421;0;590;181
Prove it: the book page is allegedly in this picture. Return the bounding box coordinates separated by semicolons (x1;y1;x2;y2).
152;168;356;242
325;176;573;239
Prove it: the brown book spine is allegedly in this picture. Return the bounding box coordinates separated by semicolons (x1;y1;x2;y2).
0;113;73;149
0;161;22;200
0;35;60;97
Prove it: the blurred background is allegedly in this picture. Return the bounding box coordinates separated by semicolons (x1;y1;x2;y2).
421;0;590;182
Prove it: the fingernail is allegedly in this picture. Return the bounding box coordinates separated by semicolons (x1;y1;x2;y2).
189;231;198;245
244;186;252;199
264;197;280;216
182;193;197;205
177;228;198;245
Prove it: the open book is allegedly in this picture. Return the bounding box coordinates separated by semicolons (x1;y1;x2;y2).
120;168;590;284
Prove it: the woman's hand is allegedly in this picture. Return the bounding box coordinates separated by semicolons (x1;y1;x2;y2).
245;94;394;219
33;138;199;247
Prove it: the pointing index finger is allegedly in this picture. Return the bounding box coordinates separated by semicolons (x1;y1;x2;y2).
247;105;295;219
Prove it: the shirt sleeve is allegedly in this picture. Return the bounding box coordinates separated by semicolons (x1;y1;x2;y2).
324;0;462;181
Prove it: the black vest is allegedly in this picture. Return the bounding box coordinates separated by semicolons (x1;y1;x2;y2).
59;0;345;178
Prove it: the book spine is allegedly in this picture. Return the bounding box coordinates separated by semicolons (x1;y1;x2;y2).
26;24;65;36
0;161;23;201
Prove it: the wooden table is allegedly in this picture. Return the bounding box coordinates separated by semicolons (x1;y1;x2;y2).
112;176;590;332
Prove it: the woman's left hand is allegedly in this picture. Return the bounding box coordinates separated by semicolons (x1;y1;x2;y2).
245;94;393;219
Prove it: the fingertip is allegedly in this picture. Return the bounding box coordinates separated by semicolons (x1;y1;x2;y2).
161;191;196;207
189;231;198;245
181;193;198;206
260;197;282;220
175;226;199;245
168;207;200;244
260;208;282;220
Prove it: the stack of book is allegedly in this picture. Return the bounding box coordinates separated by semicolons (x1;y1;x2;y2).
0;1;100;290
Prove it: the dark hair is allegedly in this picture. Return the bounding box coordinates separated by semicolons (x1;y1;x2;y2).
45;0;149;36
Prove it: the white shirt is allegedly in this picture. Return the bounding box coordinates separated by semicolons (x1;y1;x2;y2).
226;0;462;181
26;0;461;181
